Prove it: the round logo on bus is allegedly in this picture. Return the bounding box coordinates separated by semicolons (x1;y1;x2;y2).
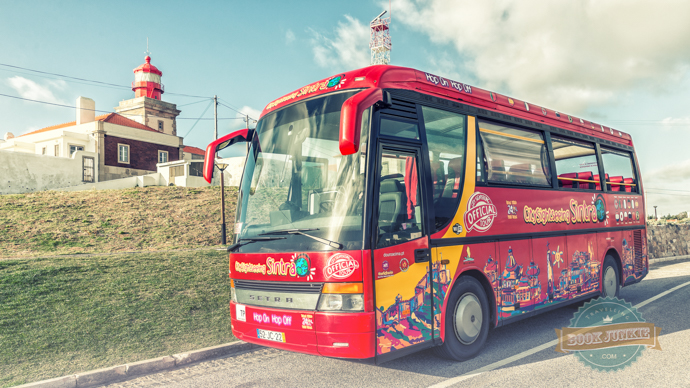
399;258;409;272
464;192;497;233
294;253;311;277
595;195;606;223
323;253;360;280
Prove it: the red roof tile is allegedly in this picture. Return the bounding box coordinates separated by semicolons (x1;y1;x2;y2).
183;145;205;155
20;113;158;137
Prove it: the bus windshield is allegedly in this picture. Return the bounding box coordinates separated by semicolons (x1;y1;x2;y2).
234;90;367;253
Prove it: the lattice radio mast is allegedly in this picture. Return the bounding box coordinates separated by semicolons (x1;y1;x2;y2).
370;10;391;65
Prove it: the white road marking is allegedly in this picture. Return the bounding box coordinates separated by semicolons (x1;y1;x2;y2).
428;278;690;388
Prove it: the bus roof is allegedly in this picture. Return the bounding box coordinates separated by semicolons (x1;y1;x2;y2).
260;65;632;147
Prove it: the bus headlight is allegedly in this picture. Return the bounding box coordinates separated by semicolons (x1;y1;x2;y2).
317;294;364;312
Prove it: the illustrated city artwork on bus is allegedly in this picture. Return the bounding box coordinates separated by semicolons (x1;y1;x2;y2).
484;243;600;319
375;261;451;355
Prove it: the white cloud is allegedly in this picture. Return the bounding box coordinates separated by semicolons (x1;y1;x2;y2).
660;117;690;126
645;159;690;184
227;105;262;132
311;15;370;71
238;106;261;123
391;0;690;113
285;29;296;44
7;76;65;104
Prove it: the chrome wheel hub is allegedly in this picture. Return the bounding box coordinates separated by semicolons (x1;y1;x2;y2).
454;293;482;345
604;267;617;297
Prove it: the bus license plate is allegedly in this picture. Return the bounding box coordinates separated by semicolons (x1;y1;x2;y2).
257;329;285;343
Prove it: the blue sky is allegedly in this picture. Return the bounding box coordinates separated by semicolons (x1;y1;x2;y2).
2;1;690;215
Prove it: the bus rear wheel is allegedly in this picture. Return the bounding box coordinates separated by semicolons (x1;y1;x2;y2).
602;255;620;298
434;276;489;361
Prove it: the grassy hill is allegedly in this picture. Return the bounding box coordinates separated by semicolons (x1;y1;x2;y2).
0;186;239;386
0;186;238;258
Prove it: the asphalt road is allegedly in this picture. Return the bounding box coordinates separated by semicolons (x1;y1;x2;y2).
104;259;690;388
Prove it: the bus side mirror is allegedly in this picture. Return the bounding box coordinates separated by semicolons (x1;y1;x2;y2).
339;88;389;155
203;128;254;183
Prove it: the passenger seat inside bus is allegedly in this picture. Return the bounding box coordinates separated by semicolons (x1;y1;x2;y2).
593;173;609;190
558;172;579;189
379;179;406;230
488;159;506;182
442;157;464;199
578;171;594;189
609;176;624;191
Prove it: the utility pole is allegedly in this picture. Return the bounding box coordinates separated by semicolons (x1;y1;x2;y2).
654;206;658;220
213;95;218;140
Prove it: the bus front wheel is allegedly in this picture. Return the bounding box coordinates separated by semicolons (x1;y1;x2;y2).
434;276;489;361
602;255;620;298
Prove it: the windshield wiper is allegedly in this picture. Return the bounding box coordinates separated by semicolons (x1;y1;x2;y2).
259;228;343;249
227;236;286;252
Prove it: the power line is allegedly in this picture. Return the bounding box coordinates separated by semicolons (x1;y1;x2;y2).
0;62;210;99
645;187;690;192
178;117;244;120
182;100;214;138
218;99;258;122
0;63;129;89
645;191;690;197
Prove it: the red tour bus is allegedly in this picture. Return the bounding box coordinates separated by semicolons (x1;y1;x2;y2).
203;65;647;363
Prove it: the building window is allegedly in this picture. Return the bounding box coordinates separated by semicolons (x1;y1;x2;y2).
158;120;164;132
83;156;95;182
118;144;130;164
170;165;185;178
158;150;169;163
41;147;47;155
54;144;60;156
70;145;84;156
189;162;204;177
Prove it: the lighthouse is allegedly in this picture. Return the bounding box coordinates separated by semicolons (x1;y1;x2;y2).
132;55;164;100
115;55;181;136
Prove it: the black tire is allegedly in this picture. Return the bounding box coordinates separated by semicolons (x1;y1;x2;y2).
602;255;620;298
434;276;490;361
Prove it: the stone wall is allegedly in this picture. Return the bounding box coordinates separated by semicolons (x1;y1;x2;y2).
647;224;690;259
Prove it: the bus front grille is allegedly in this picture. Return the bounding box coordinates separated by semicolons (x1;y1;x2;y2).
234;279;323;293
234;279;323;310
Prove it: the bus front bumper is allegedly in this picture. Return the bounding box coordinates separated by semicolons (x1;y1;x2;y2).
230;301;375;359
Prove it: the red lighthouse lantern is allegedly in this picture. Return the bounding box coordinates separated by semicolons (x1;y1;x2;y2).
132;55;164;100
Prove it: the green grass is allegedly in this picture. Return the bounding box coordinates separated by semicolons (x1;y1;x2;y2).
0;186;238;258
0;250;234;387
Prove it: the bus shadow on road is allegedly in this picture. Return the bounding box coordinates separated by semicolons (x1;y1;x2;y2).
377;273;690;379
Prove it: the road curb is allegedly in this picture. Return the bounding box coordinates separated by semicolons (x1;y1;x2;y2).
649;255;690;264
15;341;259;388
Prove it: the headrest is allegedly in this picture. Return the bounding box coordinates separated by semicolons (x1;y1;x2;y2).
448;157;464;173
509;163;530;173
380;179;403;193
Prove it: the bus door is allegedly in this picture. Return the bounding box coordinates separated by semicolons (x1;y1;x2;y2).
372;144;434;359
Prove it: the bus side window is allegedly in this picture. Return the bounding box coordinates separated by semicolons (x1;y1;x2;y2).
552;136;600;191
478;120;551;187
420;106;467;231
601;147;638;194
